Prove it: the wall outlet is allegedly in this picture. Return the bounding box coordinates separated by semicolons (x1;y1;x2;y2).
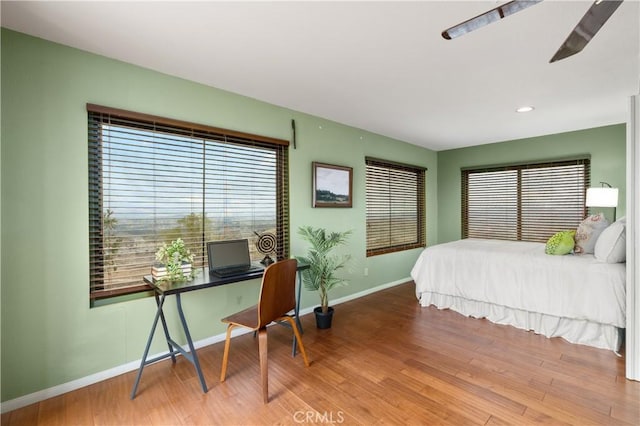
364;268;369;276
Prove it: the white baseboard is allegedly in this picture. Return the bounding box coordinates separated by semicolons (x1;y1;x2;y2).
0;278;410;414
328;276;410;308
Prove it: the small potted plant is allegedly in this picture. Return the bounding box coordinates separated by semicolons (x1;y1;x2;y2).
296;226;352;329
153;238;195;282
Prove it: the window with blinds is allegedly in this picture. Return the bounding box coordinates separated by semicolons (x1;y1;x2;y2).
461;158;590;242
88;104;289;300
365;157;426;256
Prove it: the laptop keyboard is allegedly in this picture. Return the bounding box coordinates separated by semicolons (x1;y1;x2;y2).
213;265;261;277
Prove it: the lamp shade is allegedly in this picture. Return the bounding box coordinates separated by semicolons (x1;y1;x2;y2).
586;187;619;207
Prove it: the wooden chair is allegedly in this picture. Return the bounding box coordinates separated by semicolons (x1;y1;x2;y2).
220;258;310;403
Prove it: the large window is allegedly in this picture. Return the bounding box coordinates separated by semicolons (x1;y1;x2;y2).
365;157;426;256
462;158;590;242
88;104;289;300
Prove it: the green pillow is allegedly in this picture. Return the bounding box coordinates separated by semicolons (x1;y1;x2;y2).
545;230;576;255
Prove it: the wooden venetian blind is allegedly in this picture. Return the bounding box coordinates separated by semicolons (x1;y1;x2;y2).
366;157;426;256
88;104;289;300
461;158;590;242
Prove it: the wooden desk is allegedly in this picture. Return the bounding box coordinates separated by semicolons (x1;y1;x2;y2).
130;263;308;399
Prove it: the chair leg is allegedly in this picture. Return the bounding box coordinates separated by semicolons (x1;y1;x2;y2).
283;316;310;367
220;323;235;382
258;327;269;403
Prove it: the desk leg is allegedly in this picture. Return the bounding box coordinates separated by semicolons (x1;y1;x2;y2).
156;293;176;363
175;293;208;393
295;270;304;334
131;294;167;399
292;269;304;357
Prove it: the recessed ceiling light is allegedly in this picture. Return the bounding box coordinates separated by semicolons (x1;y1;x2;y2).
516;106;535;113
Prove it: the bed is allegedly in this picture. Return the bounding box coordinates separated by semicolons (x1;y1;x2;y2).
411;238;626;352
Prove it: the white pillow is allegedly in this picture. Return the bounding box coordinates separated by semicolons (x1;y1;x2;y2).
574;213;609;254
594;221;626;263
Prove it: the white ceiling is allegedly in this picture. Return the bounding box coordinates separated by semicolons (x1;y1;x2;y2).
2;1;639;151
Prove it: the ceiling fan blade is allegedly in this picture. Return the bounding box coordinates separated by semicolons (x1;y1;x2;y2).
442;0;542;40
550;0;623;63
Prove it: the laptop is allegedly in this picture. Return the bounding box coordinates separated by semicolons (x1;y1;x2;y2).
207;239;264;278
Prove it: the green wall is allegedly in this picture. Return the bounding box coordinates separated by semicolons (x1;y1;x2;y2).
437;125;627;243
0;29;437;401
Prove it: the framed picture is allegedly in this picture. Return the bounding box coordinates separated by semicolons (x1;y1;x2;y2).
312;162;353;208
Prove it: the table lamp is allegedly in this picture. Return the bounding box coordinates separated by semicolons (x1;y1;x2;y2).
586;181;618;221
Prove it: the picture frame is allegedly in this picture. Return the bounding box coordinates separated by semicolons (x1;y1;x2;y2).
312;162;353;208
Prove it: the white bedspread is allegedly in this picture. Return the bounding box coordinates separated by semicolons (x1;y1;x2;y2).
411;239;626;328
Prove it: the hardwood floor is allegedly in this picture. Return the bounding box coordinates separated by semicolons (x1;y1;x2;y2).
3;282;639;425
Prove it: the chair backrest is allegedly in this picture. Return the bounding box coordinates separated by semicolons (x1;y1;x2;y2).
257;259;298;328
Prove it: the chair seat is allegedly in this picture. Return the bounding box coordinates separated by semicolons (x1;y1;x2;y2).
222;305;259;329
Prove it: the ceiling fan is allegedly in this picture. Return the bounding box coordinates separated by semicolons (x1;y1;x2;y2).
442;0;623;63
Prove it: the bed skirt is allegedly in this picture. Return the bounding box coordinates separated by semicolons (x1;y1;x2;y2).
418;291;623;354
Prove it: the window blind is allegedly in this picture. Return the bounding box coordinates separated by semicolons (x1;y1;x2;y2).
88;104;289;300
462;158;590;242
365;157;426;256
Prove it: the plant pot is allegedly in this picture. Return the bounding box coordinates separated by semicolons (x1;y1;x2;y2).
314;306;334;329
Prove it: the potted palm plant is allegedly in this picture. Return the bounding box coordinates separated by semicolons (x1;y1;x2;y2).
296;226;352;329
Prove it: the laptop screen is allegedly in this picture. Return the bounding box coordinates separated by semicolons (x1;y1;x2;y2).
207;239;252;271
